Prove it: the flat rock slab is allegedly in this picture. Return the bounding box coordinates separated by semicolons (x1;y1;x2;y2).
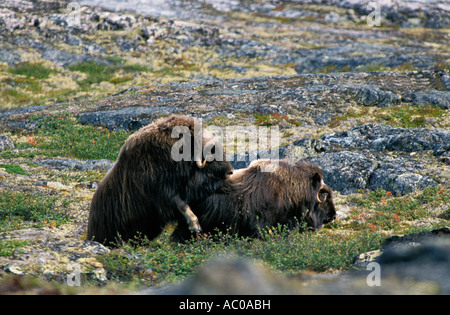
35;158;115;172
306;151;439;195
0;226;109;282
322;123;450;155
74;70;449;135
77;106;180;131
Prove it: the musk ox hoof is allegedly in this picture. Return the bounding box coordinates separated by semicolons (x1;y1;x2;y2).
189;220;202;234
187;216;202;233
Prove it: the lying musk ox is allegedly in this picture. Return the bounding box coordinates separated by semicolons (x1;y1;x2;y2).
87;114;233;246
171;159;336;242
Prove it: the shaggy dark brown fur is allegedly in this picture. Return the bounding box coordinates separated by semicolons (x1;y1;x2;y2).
171;159;336;242
87;114;233;246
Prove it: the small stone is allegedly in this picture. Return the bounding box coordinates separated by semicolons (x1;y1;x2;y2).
46;182;72;192
5;264;26;276
0;136;14;151
353;250;383;269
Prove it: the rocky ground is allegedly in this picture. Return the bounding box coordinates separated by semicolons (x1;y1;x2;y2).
0;0;449;294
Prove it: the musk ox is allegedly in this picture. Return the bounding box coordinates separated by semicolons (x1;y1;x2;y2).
171;159;336;242
87;114;233;246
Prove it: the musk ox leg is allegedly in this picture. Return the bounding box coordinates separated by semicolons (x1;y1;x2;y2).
174;195;202;233
170;221;193;243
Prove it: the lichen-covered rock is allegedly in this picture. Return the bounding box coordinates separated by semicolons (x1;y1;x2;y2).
305;150;439;196
356;86;401;107
0;226;109;284
77;106;180;131
305;151;378;194
402;90;450;110
0;136;14;151
322;123;450;156
35;158;114;172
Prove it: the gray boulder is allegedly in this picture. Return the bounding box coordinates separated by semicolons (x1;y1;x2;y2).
402;90;450;110
305;150;438;196
35;158;114;172
367;156;438;195
305;151;377;194
0;135;14;151
356;86;401;107
77;106;180;131
322;123;450;156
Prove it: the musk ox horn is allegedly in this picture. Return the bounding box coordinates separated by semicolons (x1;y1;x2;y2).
196;160;207;168
317;190;327;204
317;180;326;204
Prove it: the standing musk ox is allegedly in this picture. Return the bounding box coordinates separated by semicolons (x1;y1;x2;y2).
171;159;336;242
87;114;233;246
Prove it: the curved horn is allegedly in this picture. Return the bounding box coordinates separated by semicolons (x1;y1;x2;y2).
316;179;326;204
196;160;207;168
317;190;327;204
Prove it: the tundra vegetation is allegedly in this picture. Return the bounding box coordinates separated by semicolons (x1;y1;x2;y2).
0;0;449;293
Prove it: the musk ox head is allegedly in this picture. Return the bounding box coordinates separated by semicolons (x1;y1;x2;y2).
167;115;234;202
307;183;336;230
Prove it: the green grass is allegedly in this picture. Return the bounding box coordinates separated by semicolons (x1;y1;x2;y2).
345;186;449;233
6;77;42;92
122;64;152;73
0;88;30;105
328;108;370;128
0;191;69;232
328;105;447;129
69;61;117;87
0;240;29;257
98;228;383;286
68;61;151;88
254;113;301;127
8;114;131;160
8;62;56;79
108;75;134;84
37;116;130;160
376;105;446;128
0;164;27;175
1;61;153;109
